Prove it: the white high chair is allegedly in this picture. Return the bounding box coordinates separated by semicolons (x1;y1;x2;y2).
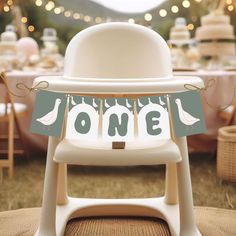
34;23;204;236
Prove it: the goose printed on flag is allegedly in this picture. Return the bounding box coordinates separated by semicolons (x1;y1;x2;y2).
169;90;206;137
30;90;67;136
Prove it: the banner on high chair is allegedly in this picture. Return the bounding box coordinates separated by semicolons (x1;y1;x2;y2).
30;90;67;136
66;95;100;140
136;95;170;140
169;90;206;137
30;90;206;140
102;98;134;141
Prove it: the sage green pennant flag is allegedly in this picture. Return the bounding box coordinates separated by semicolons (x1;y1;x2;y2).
30;90;67;136
170;90;206;137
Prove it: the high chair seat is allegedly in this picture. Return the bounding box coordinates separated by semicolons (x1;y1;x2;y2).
54;139;181;166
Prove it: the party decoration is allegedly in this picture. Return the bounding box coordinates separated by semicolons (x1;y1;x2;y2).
30;90;67;136
103;98;134;141
66;95;100;140
31;89;207;140
136;95;170;140
170;90;206;137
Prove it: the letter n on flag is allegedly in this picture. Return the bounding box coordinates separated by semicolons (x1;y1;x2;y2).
102;98;134;142
136;95;170;140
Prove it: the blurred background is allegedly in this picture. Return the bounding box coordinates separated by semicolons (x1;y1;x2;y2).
1;0;236;54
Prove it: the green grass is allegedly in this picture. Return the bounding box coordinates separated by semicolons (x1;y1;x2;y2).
0;153;236;212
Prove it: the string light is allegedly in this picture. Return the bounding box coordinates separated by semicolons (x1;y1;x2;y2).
84;15;91;22
195;0;202;2
64;11;71;17
35;0;42;7
28;25;35;32
33;0;104;24
45;1;55;11
21;16;28;23
182;0;191;8
226;0;232;4
59;6;65;12
95;17;102;24
128;18;135;24
228;5;234;11
159;9;167;17
7;0;13;6
54;7;61;14
171;6;179;13
187;23;194;30
3;5;10;12
144;13;152;21
73;13;80;20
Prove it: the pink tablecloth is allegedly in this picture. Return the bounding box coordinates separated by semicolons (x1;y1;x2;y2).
174;70;236;152
2;70;236;153
2;71;61;153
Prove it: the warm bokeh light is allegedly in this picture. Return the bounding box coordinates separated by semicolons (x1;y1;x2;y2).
144;13;152;21
187;23;194;30
64;11;71;17
21;17;28;23
84;15;91;22
54;7;61;14
195;0;202;2
95;17;102;24
59;6;65;12
73;13;80;20
45;1;55;11
28;25;35;32
171;5;179;13
159;9;167;17
228;5;234;11
7;0;13;6
128;18;135;24
3;5;10;12
35;0;42;7
226;0;233;4
182;0;191;8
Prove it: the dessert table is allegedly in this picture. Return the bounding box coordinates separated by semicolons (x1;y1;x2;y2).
174;70;236;152
1;70;236;153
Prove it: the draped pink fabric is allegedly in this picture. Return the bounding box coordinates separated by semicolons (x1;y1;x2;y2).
1;70;236;153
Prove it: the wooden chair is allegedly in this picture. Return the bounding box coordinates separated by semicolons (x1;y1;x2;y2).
34;23;204;236
0;72;27;178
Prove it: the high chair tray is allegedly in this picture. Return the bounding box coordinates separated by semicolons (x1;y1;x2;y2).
33;75;204;94
54;139;181;165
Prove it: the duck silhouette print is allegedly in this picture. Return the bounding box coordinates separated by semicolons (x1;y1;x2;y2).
175;98;200;126
36;98;62;126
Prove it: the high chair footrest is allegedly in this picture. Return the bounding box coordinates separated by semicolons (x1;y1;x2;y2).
53;139;181;166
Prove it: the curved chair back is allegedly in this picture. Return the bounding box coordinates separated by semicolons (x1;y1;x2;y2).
64;23;172;79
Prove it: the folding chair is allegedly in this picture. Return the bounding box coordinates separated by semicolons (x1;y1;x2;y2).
0;73;27;178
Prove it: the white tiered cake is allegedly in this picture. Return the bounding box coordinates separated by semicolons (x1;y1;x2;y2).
196;11;235;56
169;17;190;43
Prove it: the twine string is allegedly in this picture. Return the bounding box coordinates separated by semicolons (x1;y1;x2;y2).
0;72;49;97
184;78;236;111
1;72;235;111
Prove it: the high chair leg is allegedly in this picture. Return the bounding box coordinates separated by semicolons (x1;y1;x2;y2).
57;163;68;205
164;163;178;205
176;136;201;236
36;137;60;236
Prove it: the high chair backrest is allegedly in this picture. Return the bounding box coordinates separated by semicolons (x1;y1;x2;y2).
64;23;172;79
